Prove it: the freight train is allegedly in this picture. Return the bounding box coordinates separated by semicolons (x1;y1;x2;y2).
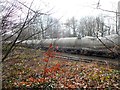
21;34;120;58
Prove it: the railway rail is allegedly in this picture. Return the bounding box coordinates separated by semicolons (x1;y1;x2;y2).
55;52;120;69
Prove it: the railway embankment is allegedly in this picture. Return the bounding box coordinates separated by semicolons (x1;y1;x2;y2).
2;46;120;89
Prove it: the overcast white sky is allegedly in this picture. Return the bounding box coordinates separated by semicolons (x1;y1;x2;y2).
29;0;119;20
16;0;120;22
45;0;119;20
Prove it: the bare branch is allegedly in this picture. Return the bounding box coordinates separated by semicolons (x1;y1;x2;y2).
96;0;101;9
14;0;48;15
2;0;35;62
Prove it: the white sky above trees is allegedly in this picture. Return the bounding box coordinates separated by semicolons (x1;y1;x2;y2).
46;0;118;20
6;0;120;22
24;0;119;22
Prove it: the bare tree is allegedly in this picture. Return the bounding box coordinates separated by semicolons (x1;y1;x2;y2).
64;17;78;37
95;16;106;37
95;0;120;35
77;16;95;37
1;0;50;62
34;15;61;39
77;16;106;37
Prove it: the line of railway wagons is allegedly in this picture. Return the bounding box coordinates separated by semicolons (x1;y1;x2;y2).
21;34;120;58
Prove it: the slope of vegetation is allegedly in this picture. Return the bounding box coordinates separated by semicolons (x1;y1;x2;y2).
2;46;120;89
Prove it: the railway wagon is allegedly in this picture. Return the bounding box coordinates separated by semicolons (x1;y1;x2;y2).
40;39;56;49
22;40;41;48
55;37;77;52
40;34;120;58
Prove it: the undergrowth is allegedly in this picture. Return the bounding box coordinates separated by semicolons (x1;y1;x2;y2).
2;44;120;89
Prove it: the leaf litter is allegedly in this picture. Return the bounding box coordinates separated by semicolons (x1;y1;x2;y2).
2;46;120;89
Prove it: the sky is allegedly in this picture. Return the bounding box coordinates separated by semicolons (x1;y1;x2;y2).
26;0;120;22
45;0;118;20
6;0;120;22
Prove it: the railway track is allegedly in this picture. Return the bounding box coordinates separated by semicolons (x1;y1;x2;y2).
55;52;120;69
